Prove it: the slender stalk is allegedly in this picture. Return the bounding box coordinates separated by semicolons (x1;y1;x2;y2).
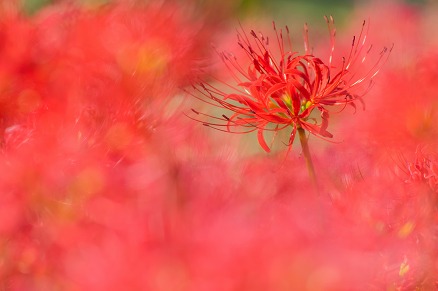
297;127;319;192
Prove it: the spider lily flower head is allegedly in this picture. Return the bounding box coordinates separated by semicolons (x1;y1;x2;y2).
406;148;438;194
191;17;391;152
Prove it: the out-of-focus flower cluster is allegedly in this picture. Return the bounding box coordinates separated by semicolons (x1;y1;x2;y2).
1;0;438;290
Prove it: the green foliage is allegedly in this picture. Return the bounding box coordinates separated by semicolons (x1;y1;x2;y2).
22;0;52;15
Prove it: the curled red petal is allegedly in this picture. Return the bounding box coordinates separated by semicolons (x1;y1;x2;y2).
257;127;271;152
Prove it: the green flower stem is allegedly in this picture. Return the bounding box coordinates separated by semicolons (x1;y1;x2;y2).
297;127;319;192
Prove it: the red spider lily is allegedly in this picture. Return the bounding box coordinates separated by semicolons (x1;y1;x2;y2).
406;148;438;194
190;17;391;152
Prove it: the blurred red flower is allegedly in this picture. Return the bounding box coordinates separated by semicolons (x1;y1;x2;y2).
406;147;438;194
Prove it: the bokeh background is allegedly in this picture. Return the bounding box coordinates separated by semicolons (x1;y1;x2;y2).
2;0;438;290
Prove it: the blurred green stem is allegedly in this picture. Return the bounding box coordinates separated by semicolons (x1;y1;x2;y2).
298;127;319;192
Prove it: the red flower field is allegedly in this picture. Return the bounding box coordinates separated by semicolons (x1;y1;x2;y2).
0;0;437;290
